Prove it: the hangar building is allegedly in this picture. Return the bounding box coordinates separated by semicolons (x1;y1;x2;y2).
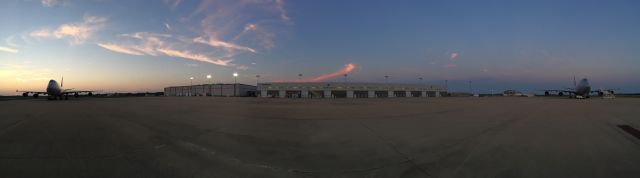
258;82;447;98
164;84;256;97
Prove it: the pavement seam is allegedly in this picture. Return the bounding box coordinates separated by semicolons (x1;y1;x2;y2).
0;118;27;138
358;121;436;178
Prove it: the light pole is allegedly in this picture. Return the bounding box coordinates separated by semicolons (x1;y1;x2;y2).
233;72;238;96
256;75;261;97
343;73;348;83
206;74;212;96
298;73;302;82
189;77;194;96
256;75;260;85
384;75;390;93
419;77;424;95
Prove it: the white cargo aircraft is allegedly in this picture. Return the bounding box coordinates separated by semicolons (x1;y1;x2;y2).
544;77;615;99
17;77;95;100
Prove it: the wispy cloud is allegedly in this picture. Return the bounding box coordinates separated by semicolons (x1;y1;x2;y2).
310;63;357;82
165;0;182;10
0;46;18;54
97;0;290;68
157;48;230;66
30;15;107;45
449;52;458;61
97;31;235;66
244;23;257;32
236;65;249;70
97;43;144;56
194;36;256;53
98;32;232;66
29;29;52;38
232;23;276;49
193;0;290;53
41;0;64;7
275;0;290;22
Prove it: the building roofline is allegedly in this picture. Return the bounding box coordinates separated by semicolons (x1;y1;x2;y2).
164;83;256;88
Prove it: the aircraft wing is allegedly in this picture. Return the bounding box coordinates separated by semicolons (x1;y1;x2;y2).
543;89;576;96
544;89;575;94
590;88;618;95
16;90;48;95
61;89;97;94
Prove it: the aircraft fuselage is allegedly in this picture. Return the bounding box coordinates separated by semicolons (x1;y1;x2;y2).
574;78;591;98
46;80;63;96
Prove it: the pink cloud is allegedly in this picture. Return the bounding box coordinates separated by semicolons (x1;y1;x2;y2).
194;36;256;53
30;15;106;45
97;43;144;56
449;52;458;61
157;48;230;66
309;63;356;82
97;32;231;66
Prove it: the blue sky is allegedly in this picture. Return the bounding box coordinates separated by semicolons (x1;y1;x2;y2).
1;0;639;95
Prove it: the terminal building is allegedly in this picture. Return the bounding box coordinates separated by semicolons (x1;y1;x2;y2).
258;82;447;98
164;84;257;97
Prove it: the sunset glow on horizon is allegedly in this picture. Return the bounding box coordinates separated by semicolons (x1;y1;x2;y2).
1;0;640;95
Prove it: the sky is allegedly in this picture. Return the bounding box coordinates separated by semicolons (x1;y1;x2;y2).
1;0;639;95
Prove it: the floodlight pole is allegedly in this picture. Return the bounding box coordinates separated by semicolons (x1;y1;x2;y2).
256;75;261;97
206;75;212;96
233;72;238;97
189;77;194;96
419;77;424;93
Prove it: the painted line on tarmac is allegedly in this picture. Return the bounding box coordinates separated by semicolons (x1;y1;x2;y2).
617;125;640;140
